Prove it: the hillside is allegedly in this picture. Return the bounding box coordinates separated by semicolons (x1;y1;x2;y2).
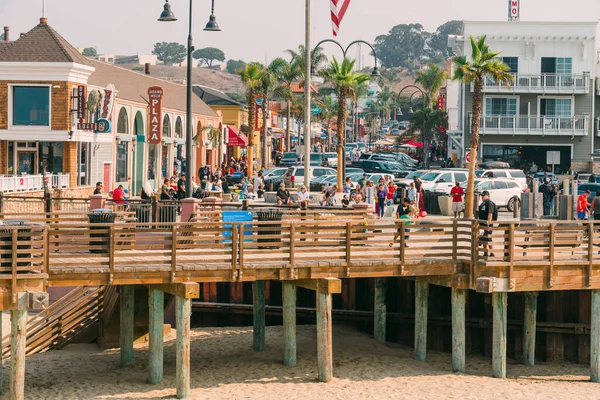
121;64;244;95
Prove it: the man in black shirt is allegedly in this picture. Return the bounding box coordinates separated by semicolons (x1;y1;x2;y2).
93;182;103;195
277;183;293;206
539;179;557;216
177;175;186;200
478;190;497;257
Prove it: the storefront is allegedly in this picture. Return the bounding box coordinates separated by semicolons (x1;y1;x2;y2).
481;144;572;174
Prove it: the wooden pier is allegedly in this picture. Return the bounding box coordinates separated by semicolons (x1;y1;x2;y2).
2;215;600;398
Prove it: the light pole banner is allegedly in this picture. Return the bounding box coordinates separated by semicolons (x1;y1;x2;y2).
148;86;164;145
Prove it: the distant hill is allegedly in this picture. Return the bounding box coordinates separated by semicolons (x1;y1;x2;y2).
121;64;245;96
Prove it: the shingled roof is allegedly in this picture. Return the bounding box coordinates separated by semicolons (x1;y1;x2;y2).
0;18;93;66
88;60;218;118
193;85;246;107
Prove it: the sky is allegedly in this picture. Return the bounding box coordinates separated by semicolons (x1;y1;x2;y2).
1;0;599;66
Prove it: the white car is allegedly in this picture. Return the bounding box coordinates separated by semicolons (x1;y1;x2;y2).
262;167;287;180
462;178;524;212
477;169;527;189
420;170;469;194
322;152;339;168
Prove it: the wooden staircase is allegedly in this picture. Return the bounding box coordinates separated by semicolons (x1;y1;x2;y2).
1;286;111;359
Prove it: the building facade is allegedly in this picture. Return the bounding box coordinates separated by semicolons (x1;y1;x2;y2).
451;21;598;174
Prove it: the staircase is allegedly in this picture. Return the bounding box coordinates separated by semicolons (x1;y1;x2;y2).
1;286;111;359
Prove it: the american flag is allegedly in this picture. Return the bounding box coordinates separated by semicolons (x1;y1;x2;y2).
330;0;351;37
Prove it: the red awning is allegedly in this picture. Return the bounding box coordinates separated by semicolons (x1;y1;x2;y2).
227;126;248;147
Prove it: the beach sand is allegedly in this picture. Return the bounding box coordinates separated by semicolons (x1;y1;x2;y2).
1;312;598;400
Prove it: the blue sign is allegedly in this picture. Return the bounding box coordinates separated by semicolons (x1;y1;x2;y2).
222;211;253;243
255;98;264;106
96;118;111;133
320;133;327;140
311;105;322;115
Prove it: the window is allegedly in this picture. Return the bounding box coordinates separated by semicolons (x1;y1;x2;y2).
163;114;171;137
12;86;50;126
116;142;128;182
147;144;157;180
175;117;183;138
485;98;517;115
479;181;492;191
507;181;519;189
455;173;467;182
540;99;572;116
7;142;14;174
494;171;508;178
117;108;129;134
494;181;508;189
438;173;452;183
39;142;63;174
502;57;518;73
557;58;572;75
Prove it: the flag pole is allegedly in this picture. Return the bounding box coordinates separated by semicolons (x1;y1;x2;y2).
304;0;311;189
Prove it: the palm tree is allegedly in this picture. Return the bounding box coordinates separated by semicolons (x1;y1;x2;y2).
238;62;265;178
315;96;337;151
285;45;327;80
452;36;512;218
320;57;370;191
415;64;447;108
272;59;302;152
406;108;447;166
376;86;396;121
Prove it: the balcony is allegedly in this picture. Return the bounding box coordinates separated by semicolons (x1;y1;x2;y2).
476;73;590;94
470;114;589;137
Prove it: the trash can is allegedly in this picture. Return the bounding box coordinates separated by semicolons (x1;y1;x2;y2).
88;208;116;253
0;220;43;270
422;191;443;215
256;209;283;248
132;202;151;225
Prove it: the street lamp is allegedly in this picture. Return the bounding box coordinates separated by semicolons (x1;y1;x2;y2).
311;39;380;181
159;0;221;198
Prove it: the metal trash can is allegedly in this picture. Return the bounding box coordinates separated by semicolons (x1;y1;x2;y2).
256;209;283;248
88;208;116;253
132;202;151;225
0;220;43;270
422;191;443;215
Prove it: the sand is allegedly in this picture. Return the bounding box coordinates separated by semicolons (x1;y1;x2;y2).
1;310;598;400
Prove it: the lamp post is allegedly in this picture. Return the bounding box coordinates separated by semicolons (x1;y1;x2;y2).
395;85;432;167
159;0;221;198
311;39;380;182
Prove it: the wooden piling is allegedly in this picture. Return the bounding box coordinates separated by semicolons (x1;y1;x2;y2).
451;288;466;373
10;309;26;400
492;292;508;378
120;285;134;366
176;295;191;399
374;278;387;343
414;281;429;362
148;288;164;384
253;280;266;351
591;290;600;382
282;282;297;366
523;292;538;367
317;291;333;382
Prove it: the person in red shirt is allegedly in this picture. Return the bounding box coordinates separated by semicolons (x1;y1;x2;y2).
450;181;465;218
112;185;126;205
577;190;591;220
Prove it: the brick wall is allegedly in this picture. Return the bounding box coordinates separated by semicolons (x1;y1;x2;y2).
570;161;592;173
0;80;72;131
62;141;78;187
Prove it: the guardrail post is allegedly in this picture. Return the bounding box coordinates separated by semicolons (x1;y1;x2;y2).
414;281;429;362
374;278;387;343
0;191;3;214
317;288;333;382
148;288;164;384
523;292;538;367
492;292;508;378
44;187;52;213
176;294;191;399
282;282;296;367
591;290;600;382
10;301;26;400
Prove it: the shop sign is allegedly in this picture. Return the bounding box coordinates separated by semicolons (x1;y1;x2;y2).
148;86;164;145
77;122;96;130
437;96;445;111
100;83;116;120
509;0;519;19
96;118;111;133
77;85;86;121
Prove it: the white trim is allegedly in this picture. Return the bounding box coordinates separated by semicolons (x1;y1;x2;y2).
0;62;94;83
480;142;574;159
8;83;52;130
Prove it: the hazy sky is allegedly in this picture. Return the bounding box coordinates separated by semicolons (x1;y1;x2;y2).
1;0;599;66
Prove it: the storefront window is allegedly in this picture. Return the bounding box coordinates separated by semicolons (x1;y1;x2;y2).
78;142;90;186
7;142;14;174
116;142;128;182
147;144;157;180
39;142;63;174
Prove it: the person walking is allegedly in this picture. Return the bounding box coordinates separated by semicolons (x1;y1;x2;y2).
478;190;498;257
450;181;464;218
177;175;186;200
413;176;424;211
590;190;600;221
390;198;412;247
376;183;388;219
364;180;375;212
539;178;556;216
407;182;417;205
253;172;264;198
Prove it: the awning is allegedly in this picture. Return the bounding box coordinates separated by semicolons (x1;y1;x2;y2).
227;125;248;147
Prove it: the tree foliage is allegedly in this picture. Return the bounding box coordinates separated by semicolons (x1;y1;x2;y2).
152;42;186;65
415;64;448;107
192;47;226;67
238;62;266;178
374;20;462;68
82;47;97;57
226;59;246;74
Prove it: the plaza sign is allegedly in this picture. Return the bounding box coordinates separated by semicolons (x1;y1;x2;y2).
148;86;164;145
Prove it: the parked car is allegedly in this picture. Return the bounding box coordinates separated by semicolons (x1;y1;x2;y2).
358;160;409;178
262;167;287;180
361;152;417;167
534;172;558;186
395;170;432;188
577;183;600;202
479;169;527;189
321;152;338;168
398;121;409;130
420;170;469;194
461;178;523;212
346;167;365;175
280;152;301;167
266;166;335;188
309;153;325;166
478;161;510;169
575;172;592;185
390;129;401;136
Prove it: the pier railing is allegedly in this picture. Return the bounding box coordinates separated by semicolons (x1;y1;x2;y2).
3;219;600;291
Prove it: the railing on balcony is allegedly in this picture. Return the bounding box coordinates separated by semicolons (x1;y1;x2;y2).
469;114;589;136
476;73;589;93
0;173;70;193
